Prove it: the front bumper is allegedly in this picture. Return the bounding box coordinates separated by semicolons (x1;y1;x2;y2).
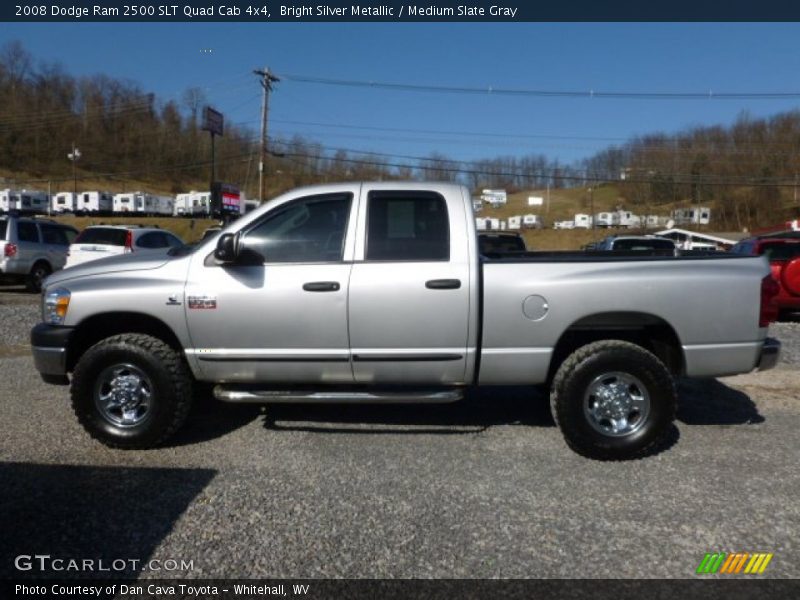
30;323;73;385
757;337;781;372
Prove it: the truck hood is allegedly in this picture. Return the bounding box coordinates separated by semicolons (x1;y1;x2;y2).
45;250;173;287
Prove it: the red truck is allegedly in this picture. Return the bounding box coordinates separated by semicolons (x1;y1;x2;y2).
731;234;800;316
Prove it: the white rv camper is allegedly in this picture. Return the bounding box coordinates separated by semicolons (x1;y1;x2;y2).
617;210;639;228
672;207;711;226
78;191;113;213
114;192;154;214
522;214;542;229
154;195;174;216
507;215;522;230
18;190;49;214
0;189;20;212
573;214;593;229
52;192;77;213
475;217;488;231
595;212;620;228
481;189;507;208
174;190;212;217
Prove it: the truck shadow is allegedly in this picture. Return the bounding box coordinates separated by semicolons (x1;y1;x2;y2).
261;386;554;435
166;391;263;447
676;378;765;425
0;462;215;581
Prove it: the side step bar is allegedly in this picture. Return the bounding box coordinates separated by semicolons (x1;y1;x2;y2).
213;386;463;404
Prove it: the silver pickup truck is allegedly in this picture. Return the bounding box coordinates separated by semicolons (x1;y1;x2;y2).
31;182;781;459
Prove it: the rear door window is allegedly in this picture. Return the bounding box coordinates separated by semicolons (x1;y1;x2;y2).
0;221;7;240
136;231;169;248
366;191;449;261
40;224;69;245
17;221;39;243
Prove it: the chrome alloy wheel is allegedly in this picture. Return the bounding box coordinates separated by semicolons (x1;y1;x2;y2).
583;371;650;437
94;363;153;428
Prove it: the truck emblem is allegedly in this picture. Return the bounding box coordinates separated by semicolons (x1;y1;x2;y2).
187;295;217;309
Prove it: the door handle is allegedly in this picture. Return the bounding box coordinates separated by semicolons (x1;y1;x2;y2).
303;281;341;292
425;279;461;290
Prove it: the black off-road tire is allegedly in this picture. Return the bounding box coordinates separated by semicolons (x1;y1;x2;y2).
71;334;193;449
26;261;51;293
550;340;676;460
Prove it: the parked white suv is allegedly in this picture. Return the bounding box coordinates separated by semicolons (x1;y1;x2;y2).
65;225;184;268
0;215;79;292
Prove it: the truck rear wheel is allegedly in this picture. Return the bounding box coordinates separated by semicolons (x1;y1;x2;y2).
550;340;676;460
70;334;193;449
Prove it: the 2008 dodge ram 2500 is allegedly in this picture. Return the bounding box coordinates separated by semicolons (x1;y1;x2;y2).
31;182;781;459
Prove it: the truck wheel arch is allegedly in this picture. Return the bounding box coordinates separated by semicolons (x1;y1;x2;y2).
548;312;684;381
66;312;184;373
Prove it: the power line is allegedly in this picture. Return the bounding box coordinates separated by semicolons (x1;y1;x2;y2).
280;73;800;101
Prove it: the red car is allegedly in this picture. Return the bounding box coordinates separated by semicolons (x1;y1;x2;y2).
731;234;800;315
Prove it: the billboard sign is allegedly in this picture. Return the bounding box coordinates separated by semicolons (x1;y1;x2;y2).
211;182;240;217
202;106;224;136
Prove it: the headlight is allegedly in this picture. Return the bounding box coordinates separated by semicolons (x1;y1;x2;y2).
43;288;71;325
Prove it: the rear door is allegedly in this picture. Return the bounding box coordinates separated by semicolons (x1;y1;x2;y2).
39;223;70;269
15;221;40;272
347;187;472;384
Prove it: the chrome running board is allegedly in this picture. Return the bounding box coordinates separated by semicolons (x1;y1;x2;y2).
213;386;463;404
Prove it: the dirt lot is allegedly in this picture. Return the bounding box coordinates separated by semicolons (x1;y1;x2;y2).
1;285;799;579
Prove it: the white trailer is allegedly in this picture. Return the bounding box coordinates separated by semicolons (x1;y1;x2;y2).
154;195;174;216
488;218;500;230
52;192;77;213
595;212;620;228
671;207;711;226
553;220;575;230
0;189;20;212
617;210;639;228
573;213;593;229
174;190;212;217
481;188;507;207
527;196;544;207
18;190;49;214
114;192;154;214
475;217;488;231
77;191;113;213
472;197;483;213
498;220;507;231
644;215;660;229
507;215;522;230
522;214;543;229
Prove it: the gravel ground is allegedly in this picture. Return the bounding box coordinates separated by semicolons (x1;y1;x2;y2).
1;286;799;580
0;301;38;349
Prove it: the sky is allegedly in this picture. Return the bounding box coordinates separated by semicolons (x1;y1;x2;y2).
4;22;800;166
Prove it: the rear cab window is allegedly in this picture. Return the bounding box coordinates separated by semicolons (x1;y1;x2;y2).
0;220;7;240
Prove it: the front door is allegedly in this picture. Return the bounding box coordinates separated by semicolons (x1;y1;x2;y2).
185;189;358;384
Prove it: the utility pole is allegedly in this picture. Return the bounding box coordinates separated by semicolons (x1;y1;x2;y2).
254;67;279;203
68;142;81;196
589;187;595;230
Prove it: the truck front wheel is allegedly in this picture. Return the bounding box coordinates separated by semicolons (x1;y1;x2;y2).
550;340;676;460
70;334;193;449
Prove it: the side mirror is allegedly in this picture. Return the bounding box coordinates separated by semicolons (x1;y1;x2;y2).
214;233;238;262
